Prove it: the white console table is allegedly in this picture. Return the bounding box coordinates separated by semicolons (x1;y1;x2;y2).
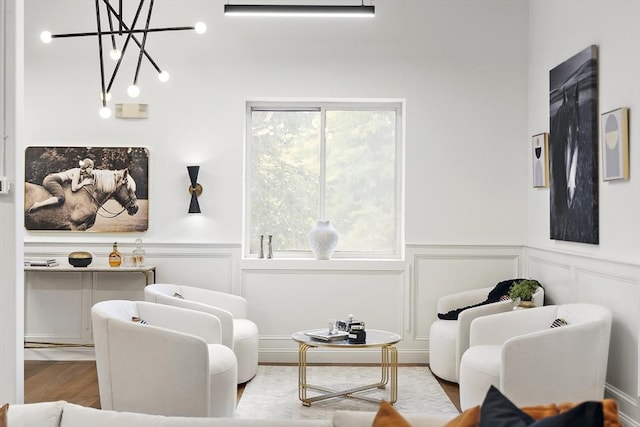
24;264;156;286
24;264;157;355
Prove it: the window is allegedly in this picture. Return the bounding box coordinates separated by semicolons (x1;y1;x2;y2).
245;101;403;259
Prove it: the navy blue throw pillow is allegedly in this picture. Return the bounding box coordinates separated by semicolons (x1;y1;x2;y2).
479;386;534;427
479;386;604;427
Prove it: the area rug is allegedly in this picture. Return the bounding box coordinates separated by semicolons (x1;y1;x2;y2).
235;365;459;420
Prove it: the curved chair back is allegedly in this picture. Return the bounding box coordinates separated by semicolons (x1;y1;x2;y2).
91;300;234;417
145;283;259;384
460;303;612;409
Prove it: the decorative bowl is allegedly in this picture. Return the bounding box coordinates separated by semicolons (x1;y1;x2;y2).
68;251;92;268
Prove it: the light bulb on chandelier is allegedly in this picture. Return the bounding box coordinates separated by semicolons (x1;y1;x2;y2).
99;107;112;119
40;31;52;44
109;49;122;61
127;84;140;98
158;71;170;82
194;21;207;34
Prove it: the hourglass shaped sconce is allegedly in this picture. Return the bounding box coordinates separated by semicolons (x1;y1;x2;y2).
187;166;202;214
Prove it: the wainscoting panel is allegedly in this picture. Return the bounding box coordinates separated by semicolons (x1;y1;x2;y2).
148;253;236;293
525;255;573;304
241;262;406;364
25;270;87;343
524;247;640;425
409;245;522;341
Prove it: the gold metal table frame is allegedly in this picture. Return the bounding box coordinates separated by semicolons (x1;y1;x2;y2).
292;329;401;407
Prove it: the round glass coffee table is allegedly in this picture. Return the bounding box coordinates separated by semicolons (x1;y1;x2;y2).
291;329;401;406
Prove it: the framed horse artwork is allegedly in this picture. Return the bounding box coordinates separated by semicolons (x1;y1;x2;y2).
549;45;599;245
24;146;149;232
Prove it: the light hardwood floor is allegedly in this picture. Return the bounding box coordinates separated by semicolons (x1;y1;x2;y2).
24;361;461;411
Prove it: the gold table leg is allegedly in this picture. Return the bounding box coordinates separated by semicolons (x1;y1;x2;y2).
297;343;398;406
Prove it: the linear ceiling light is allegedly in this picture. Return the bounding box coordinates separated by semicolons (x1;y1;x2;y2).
40;0;207;119
224;4;375;18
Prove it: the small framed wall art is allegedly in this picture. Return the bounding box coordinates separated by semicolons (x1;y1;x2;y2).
601;107;629;181
532;132;549;187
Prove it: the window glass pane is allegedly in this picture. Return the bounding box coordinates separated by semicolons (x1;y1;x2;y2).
325;110;397;253
249;110;321;253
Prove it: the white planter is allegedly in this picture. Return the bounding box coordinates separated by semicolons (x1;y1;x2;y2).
307;220;339;260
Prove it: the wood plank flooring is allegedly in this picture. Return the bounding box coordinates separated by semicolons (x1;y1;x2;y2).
24;361;461;412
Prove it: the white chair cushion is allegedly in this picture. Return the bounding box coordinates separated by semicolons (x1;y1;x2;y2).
61;402;334;427
7;401;64;427
459;345;501;410
233;319;260;383
428;319;458;382
207;344;238;418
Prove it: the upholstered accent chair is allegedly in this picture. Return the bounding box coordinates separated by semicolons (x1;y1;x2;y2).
145;283;259;384
91;300;237;417
459;303;612;410
429;284;544;383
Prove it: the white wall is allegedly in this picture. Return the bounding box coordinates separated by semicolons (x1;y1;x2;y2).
23;0;529;246
527;0;640;260
0;0;23;405
527;1;640;425
14;1;640;424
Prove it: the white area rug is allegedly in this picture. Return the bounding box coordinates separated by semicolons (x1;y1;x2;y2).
235;365;460;420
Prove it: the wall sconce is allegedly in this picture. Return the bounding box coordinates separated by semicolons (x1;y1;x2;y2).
187;166;202;214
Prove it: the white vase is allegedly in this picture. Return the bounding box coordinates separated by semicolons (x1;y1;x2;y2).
307;220;339;260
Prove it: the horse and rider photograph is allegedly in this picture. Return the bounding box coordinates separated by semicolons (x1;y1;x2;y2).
24;146;149;232
549;45;599;245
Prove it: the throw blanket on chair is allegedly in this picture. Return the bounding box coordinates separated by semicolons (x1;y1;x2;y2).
437;279;525;320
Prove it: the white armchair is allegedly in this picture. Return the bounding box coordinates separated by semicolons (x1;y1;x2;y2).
91;300;238;417
144;283;259;384
429;284;544;383
459;303;612;410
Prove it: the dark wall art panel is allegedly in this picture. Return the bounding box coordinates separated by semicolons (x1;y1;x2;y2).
549;45;599;244
24;146;149;232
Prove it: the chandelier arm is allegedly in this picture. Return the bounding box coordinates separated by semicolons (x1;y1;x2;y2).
133;0;156;86
106;0;147;94
105;0;117;50
95;0;108;105
50;26;196;39
102;0;162;74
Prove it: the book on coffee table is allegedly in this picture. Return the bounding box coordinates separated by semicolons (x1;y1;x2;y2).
304;329;349;342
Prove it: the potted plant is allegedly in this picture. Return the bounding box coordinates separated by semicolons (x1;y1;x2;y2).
509;279;540;308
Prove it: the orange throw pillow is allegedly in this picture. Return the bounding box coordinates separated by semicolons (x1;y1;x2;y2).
443;398;621;427
0;403;8;427
443;405;480;427
372;400;412;427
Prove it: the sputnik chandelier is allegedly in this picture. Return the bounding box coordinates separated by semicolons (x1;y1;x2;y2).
40;0;207;119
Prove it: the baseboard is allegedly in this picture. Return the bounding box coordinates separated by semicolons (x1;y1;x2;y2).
24;347;96;361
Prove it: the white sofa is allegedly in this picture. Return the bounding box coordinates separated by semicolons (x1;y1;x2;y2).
6;401;456;427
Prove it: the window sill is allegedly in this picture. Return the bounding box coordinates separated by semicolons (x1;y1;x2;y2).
239;258;406;271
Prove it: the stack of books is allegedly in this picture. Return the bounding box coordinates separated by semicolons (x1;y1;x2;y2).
304;329;349;342
24;258;59;267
